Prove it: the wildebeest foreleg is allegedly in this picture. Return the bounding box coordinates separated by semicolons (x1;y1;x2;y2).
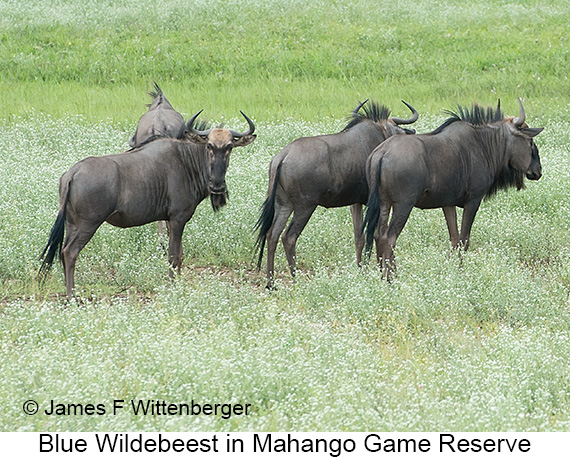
443;206;460;248
350;203;364;267
281;205;317;279
265;205;293;289
458;200;482;251
62;222;102;298
167;219;187;278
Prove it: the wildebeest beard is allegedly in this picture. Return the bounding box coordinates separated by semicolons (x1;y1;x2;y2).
485;164;525;200
210;190;228;211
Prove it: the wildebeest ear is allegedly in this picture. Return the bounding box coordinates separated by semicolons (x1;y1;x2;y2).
521;127;544;138
187;132;209;144
233;134;256;147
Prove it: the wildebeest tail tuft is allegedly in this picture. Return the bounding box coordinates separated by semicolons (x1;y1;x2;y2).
38;176;71;282
254;161;283;270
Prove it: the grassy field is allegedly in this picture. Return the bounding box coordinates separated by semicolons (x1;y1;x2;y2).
1;0;569;120
1;0;570;432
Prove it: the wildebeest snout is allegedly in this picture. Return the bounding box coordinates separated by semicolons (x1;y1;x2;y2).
526;166;542;181
526;143;542;181
208;177;227;194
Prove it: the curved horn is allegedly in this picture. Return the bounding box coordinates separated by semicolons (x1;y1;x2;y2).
229;111;256;138
353;99;369;116
187;109;212;136
391;100;419;125
513;97;526;127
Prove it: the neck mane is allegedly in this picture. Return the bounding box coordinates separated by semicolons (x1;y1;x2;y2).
432;103;525;198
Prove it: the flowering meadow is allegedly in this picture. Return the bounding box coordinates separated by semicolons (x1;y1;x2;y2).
1;0;570;432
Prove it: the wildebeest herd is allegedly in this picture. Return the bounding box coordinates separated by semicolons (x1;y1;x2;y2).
39;84;544;297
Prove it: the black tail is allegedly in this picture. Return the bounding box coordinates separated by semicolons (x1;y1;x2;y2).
38;208;66;281
363;157;383;257
38;176;71;282
254;161;283;270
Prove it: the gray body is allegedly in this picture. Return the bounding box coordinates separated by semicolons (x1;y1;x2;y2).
129;83;186;236
363;100;543;279
129;83;185;147
40;112;256;297
256;101;418;288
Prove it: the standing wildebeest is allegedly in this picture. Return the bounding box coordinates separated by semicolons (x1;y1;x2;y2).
129;82;185;148
255;100;419;288
39;111;256;298
129;83;190;237
363;98;543;279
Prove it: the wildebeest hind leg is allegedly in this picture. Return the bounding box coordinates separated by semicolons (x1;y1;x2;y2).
281;205;317;278
383;203;413;280
61;222;102;298
265;205;293;289
374;202;391;264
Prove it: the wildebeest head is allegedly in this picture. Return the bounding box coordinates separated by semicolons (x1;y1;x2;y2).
438;98;544;195
187;110;256;210
504;98;543;182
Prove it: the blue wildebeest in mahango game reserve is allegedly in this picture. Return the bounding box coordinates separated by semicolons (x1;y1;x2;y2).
129;82;185;148
39;110;256;298
362;98;543;280
255;100;419;289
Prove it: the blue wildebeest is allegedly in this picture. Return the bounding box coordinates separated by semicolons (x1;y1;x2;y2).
363;98;543;279
129;82;185;148
129;83;189;237
255;100;418;288
39;111;256;298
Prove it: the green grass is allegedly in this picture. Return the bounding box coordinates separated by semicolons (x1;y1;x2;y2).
1;0;569;120
1;0;570;432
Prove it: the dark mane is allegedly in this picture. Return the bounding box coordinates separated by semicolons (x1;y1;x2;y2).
432;102;504;134
183;119;211;136
126;119;211;152
125;134;166;152
342;100;391;132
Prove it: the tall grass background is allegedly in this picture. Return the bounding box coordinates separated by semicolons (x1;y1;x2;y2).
1;0;569;120
1;0;570;431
